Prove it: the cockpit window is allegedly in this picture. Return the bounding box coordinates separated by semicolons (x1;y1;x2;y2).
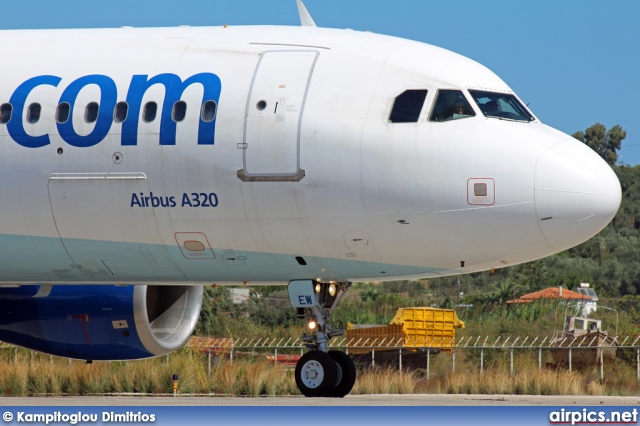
469;90;534;122
389;89;428;123
429;90;475;122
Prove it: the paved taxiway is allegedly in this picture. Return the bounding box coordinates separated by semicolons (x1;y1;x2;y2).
2;395;639;406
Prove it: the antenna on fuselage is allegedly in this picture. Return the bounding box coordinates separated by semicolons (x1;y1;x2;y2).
297;0;317;27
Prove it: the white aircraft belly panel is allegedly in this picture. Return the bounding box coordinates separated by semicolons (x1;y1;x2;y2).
48;173;184;278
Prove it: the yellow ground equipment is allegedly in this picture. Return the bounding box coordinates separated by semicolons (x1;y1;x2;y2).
346;307;464;354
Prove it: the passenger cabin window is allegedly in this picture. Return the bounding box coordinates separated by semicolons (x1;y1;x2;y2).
172;101;187;122
85;102;99;123
56;103;70;123
143;102;157;122
27;103;41;124
201;101;217;122
389;89;428;123
429;90;475;122
0;103;12;124
114;102;128;123
469;90;534;122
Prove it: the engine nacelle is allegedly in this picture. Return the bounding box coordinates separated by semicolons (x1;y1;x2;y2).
0;284;203;360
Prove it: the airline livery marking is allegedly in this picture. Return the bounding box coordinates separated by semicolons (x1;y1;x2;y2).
6;73;222;148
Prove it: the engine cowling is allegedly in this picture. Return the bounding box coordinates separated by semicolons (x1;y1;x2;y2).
0;284;203;360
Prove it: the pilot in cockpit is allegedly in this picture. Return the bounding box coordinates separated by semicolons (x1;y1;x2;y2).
480;100;498;116
452;100;471;119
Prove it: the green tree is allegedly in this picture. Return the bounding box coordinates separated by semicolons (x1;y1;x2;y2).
196;286;236;336
572;123;626;166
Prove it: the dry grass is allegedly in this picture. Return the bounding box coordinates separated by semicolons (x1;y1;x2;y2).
444;368;585;395
0;348;632;396
352;368;416;394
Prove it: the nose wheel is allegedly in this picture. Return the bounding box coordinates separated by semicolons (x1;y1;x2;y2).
328;350;357;397
294;350;357;398
295;351;337;397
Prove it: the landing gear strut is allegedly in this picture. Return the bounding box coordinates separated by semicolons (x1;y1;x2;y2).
288;280;356;397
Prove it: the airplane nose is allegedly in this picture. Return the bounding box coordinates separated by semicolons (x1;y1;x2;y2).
535;138;621;251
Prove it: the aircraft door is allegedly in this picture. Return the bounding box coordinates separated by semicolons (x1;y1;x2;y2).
48;173;184;279
239;50;318;181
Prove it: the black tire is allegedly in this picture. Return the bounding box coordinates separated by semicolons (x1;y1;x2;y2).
295;350;338;397
327;350;357;397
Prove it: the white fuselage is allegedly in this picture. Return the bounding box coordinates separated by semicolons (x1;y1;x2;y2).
0;25;621;285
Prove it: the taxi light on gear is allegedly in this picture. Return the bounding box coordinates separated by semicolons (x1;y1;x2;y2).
329;283;337;297
307;319;317;330
315;283;321;293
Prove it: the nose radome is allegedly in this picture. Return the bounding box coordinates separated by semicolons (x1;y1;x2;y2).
535;138;622;251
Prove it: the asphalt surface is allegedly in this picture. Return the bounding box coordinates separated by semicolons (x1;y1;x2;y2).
1;394;638;406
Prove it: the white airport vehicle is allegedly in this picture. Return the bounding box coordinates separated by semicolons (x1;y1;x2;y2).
0;1;621;397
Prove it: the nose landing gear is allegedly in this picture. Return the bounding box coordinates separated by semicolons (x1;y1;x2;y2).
288;280;356;397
